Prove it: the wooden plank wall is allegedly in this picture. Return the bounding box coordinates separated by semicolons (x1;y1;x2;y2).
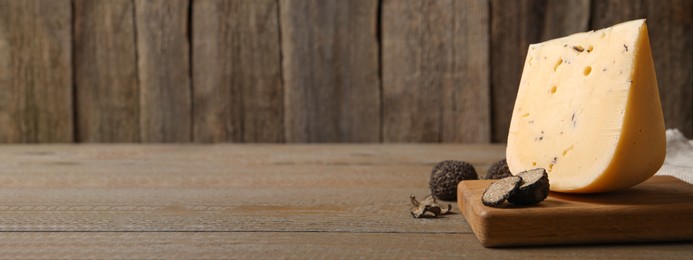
0;0;690;143
0;0;73;142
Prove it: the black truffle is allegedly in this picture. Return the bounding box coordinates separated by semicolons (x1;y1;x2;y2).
481;176;522;207
429;160;478;201
507;168;550;205
485;159;512;180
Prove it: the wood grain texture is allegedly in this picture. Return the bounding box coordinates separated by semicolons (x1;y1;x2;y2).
135;0;191;142
459;176;693;247
542;0;590;40
74;0;139;142
0;144;506;188
0;232;690;259
193;0;283;143
0;187;465;233
281;0;380;142
0;0;72;143
382;0;491;143
591;0;693;137
0;144;689;257
0;144;504;233
490;0;591;142
0;0;688;144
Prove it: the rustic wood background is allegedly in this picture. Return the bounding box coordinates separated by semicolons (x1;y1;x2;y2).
0;0;690;143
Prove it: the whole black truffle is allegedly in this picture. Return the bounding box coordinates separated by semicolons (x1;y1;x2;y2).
485;159;512;180
429;160;478;201
507;168;550;205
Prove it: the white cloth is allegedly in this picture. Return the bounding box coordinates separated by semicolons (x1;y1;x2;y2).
655;129;693;184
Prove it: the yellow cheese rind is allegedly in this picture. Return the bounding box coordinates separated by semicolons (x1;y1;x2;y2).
506;19;665;193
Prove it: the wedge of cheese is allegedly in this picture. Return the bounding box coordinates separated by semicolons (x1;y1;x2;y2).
506;19;665;193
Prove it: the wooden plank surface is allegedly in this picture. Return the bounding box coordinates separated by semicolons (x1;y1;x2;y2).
459;176;693;247
382;0;491;143
135;0;191;142
192;0;283;143
0;144;499;234
0;232;690;259
591;0;693;138
74;0;139;142
490;0;591;142
281;0;380;142
0;0;72;143
0;144;690;258
0;187;466;233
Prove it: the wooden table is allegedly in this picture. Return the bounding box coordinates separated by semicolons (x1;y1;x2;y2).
0;144;691;258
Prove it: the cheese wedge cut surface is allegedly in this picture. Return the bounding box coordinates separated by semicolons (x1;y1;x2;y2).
506;19;665;193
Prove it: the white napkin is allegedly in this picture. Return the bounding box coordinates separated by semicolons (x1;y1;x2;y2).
655;129;693;184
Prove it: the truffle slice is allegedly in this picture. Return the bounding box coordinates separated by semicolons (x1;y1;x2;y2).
508;168;550;205
429;160;478;201
485;159;513;179
481;176;522;207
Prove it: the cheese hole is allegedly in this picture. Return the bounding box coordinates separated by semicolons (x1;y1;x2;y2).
550;85;557;94
583;66;592;76
587;45;594;52
531;162;537;166
554;58;563;71
562;145;574;156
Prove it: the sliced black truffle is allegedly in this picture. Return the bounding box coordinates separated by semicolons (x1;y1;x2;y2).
481;176;522;207
507;168;550;205
429;160;478;201
485;159;512;180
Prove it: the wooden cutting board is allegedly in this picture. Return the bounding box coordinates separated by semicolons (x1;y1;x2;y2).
457;176;693;247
